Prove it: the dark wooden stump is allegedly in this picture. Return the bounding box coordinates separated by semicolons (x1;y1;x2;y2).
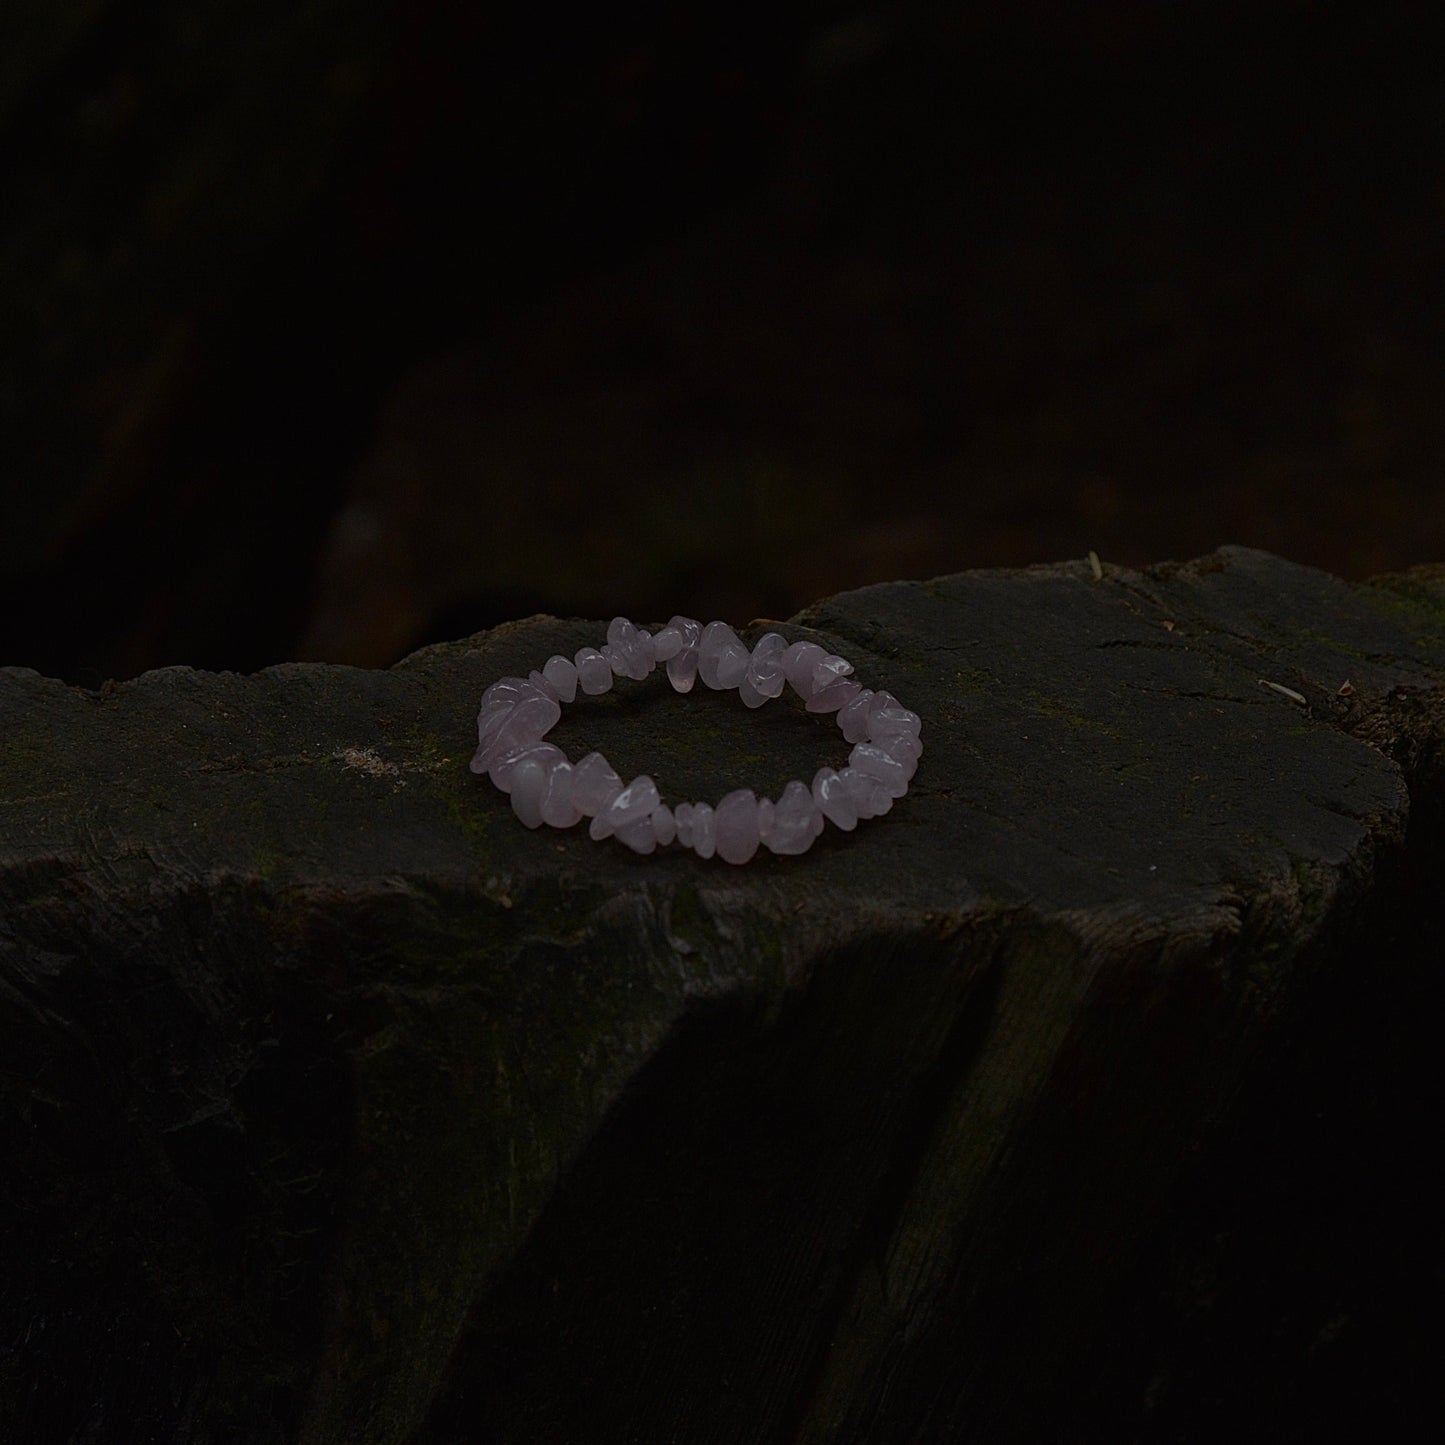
3;547;1442;1442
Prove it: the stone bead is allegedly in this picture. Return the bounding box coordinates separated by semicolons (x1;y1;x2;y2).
812;767;859;830
542;654;578;703
604;617;655;680
877;730;923;762
591;774;660;839
691;802;716;859
470;693;562;773
782;641;827;698
475;701;519;754
740;633;788;709
806;678;862;714
509;756;549;827
757;797;775;841
838;766;894;818
475;684;558;753
765;779;820;855
652;624;685;661
698;622;749;690
875;734;921;780
674;801;695;847
539;761;583;828
614;814;657;854
528;669;559;701
488;741;565;792
652;803;676;846
714;788;761;864
575;647;614;695
849;742;909;798
480;675;534;710
569;751;623;815
837;688;876;744
663;616;703;693
811;654;855;692
868;692;922;740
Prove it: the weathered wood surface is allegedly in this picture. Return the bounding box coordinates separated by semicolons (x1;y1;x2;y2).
2;547;1442;1442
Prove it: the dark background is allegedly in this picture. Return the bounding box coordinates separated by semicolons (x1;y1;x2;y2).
2;0;1442;687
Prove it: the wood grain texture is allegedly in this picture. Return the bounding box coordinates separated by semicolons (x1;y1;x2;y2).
3;547;1442;1442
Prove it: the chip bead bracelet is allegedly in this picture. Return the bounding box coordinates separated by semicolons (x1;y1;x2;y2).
470;616;923;863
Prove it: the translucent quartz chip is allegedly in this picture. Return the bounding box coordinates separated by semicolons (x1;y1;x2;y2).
868;691;922;739
539;760;583;828
652;624;685;661
480;676;535;710
476;702;519;753
509;756;549;827
739;632;789;708
806;678;862;714
570;751;624;815
812;767;859;830
836;688;876;744
575;647;614;695
838;766;894;817
877;729;923;762
475;682;558;755
542;654;579;703
782;641;827;699
614;814;657;854
471;692;562;772
590;774;660;840
714;788;761;864
757;797;775;841
849;742;909;798
604;617;655;680
765;779;821;855
652;803;676;846
673;802;695;847
811;654;854;690
691;802;716;858
875;733;921;780
663;616;703;692
489;741;564;792
528;669;559;701
698;622;750;690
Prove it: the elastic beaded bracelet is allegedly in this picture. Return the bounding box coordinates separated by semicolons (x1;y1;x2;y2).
470;616;922;863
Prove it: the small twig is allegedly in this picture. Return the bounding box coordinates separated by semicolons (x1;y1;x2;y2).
1258;678;1308;706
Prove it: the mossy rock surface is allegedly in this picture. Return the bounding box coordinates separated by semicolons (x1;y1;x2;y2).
3;546;1443;1442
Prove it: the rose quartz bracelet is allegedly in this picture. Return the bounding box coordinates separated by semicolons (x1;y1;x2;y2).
470;617;922;863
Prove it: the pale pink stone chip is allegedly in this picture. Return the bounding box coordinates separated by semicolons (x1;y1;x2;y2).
574;647;614;695
699;622;750;690
569;751;624;815
488;741;565;792
765;779;820;855
812;767;859;830
539;761;583;828
542;654;578;703
782;641;827;698
714;788;761;864
591;775;660;839
838;766;893;817
663;616;703;692
614;814;657;854
691;802;716;859
849;742;909;798
837;688;876;743
509;757;549;827
739;633;788;708
806;678;861;714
